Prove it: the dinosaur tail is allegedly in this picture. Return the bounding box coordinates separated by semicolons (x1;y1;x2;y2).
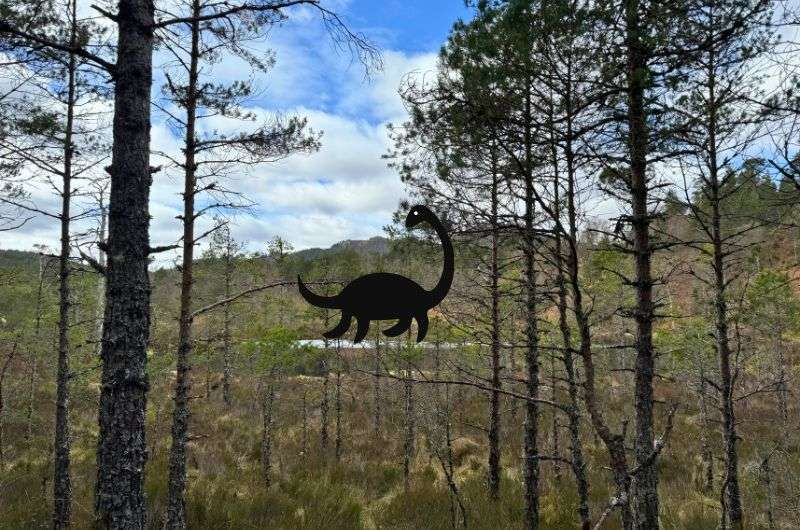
297;275;341;309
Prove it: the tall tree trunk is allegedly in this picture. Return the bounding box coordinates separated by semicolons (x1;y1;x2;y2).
487;150;502;500
320;336;329;454
94;193;107;357
53;5;78;525
625;1;659;525
549;355;561;480
775;333;787;425
563;109;632;528
94;0;155;525
164;4;200;528
522;86;540;530
373;332;382;439
711;168;743;530
222;257;233;406
705;41;743;529
550;116;590;529
334;351;342;462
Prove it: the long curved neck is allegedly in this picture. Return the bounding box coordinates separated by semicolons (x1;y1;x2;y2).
427;215;454;307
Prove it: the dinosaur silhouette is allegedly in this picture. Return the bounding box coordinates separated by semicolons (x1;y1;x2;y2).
297;205;454;343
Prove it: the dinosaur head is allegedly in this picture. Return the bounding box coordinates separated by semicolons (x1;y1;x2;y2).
405;204;434;230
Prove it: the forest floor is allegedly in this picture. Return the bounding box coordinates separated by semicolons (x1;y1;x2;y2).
1;360;797;529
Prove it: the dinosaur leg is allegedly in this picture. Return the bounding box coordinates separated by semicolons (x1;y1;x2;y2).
353;316;371;344
414;312;429;343
383;316;412;337
323;312;352;339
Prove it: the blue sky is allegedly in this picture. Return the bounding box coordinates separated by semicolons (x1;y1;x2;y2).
146;0;473;260
3;0;473;260
348;0;471;53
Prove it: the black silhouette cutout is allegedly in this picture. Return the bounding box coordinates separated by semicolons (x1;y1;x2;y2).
298;205;454;343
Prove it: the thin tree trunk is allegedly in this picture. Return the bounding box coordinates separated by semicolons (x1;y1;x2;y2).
261;374;275;488
775;333;787;425
94;194;107;358
320;336;329;454
403;366;415;492
373;332;382;439
550;119;590;528
760;454;776;530
222;262;233;406
334;350;342;462
522;86;540;530
301;387;308;456
549;355;561;480
0;341;19;468
562;98;632;528
705;41;743;528
54;7;78;524
487;149;502;500
94;0;155;525
165;3;200;526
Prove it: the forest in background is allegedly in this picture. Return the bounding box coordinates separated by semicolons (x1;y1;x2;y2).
3;0;800;529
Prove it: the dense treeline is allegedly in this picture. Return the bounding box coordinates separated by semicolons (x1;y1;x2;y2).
2;0;800;529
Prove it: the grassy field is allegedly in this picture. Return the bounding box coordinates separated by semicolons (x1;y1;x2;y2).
2;348;798;530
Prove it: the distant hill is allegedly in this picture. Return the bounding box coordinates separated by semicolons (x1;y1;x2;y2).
0;248;40;273
292;236;390;261
1;236;393;274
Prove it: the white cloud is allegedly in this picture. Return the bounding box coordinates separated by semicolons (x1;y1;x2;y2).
2;5;442;264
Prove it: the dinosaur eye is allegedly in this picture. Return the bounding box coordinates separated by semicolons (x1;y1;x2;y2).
413;210;418;215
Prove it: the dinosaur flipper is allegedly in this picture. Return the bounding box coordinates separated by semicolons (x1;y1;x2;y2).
383;317;411;337
324;312;352;339
353;317;370;344
415;313;429;343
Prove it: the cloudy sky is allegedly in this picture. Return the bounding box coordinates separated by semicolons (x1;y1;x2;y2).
2;0;472;262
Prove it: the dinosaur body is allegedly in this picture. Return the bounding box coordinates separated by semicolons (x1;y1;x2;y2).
297;205;453;343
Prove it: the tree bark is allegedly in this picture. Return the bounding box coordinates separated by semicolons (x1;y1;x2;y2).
550;113;590;529
0;341;18;469
403;366;415;492
261;375;275;488
562;98;632;528
625;1;659;525
522;86;540;530
373;332;382;440
301;387;308;456
320;336;330;454
222;249;233;407
334;352;342;462
165;1;201;526
94;0;155;526
487;150;502;500
705;36;743;528
94;193;107;358
53;4;78;525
